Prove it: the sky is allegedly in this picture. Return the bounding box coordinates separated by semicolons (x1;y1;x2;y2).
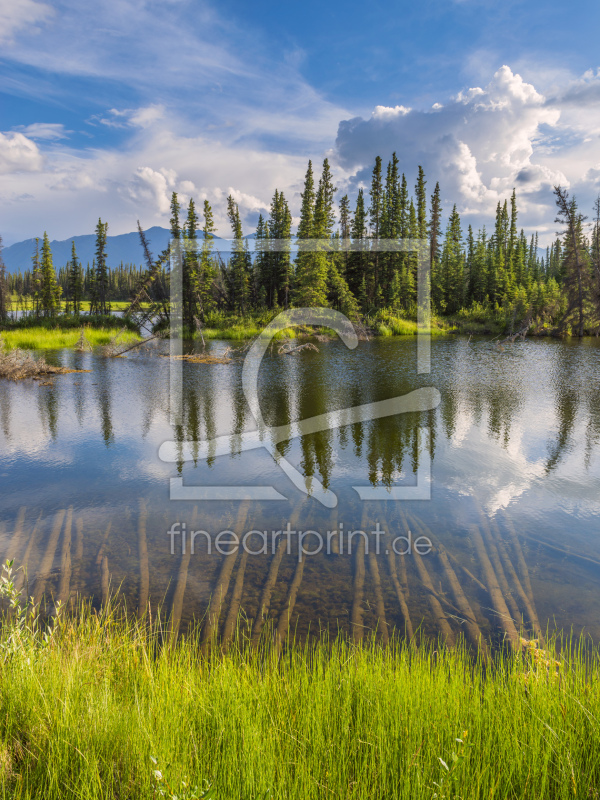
1;0;600;246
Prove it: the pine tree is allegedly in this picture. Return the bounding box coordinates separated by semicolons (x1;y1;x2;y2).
338;194;351;279
368;156;384;293
31;238;42;316
39;231;61;316
67;241;83;315
440;205;464;314
295;160;329;307
226;195;250;313
181;198;200;330
0;235;9;321
554;186;591;337
198;200;217;318
94;218;109;315
265;189;292;307
347;189;368;300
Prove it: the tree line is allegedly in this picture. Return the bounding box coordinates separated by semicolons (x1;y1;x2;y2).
2;154;600;335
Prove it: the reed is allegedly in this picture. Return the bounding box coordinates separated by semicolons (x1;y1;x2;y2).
0;596;598;800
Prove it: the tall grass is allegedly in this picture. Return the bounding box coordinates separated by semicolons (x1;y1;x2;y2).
0;327;140;351
0;591;598;799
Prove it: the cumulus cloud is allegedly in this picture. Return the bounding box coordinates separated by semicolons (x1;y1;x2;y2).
0;131;44;173
335;66;565;225
0;0;53;43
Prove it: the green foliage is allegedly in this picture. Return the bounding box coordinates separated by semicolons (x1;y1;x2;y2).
0;590;598;799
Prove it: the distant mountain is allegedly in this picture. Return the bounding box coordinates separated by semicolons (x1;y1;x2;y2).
1;227;300;273
1;227;225;273
1;227;175;273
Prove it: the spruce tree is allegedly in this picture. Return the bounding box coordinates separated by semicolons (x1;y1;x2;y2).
554;186;591;337
0;235;9;322
67;240;83;315
226;195;250;314
368;156;384;293
198;200;217;318
295;160;328;307
31;238;42;317
39;231;61;316
94;218;109;315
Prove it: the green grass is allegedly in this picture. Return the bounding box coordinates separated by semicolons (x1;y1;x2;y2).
193;309;454;341
0;327;140;351
367;309;453;337
10;298;149;312
0;589;598;799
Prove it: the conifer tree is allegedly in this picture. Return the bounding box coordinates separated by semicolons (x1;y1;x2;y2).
368;156;384;292
198;200;217;318
67;240;83;315
440;205;464;314
554;186;591;337
347;189;368;300
226;195;250;313
94;218;109;315
39;231;61;316
31;238;42;316
0;235;9;322
295;160;328;307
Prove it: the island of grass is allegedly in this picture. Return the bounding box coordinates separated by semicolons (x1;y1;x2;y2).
0;314;141;351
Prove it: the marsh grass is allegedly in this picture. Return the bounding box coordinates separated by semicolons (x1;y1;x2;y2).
0;587;599;800
366;309;452;337
0;327;140;351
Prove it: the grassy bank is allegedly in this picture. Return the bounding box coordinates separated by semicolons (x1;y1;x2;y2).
193;310;454;341
0;327;140;351
0;589;598;799
10;298;149;312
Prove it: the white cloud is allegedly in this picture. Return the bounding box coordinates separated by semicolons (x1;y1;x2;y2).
0;0;53;43
0;131;44;173
334;65;577;236
12;123;69;140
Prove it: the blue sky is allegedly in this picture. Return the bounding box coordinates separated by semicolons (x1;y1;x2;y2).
1;0;600;245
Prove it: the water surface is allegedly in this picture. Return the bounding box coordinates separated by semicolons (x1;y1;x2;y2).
0;335;598;644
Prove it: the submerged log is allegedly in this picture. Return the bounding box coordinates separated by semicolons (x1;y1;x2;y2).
437;544;489;658
202;502;249;646
470;524;519;649
169;507;198;638
251;505;304;645
350;511;368;643
56;507;73;606
14;513;43;594
385;531;414;641
5;507;27;564
401;510;455;645
222;546;250;646
367;544;389;644
477;509;522;624
101;556;110;605
274;544;306;652
33;509;66;605
251;537;288;644
137;501;149;618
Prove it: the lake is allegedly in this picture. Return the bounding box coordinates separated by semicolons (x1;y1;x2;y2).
0;335;599;646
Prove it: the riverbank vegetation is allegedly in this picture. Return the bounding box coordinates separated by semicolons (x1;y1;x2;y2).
0;568;598;800
0;326;140;351
2;159;600;340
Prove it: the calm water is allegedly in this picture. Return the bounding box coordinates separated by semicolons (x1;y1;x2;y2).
0;335;599;644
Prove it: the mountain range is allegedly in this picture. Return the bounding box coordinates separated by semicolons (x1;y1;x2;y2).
1;227;216;273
